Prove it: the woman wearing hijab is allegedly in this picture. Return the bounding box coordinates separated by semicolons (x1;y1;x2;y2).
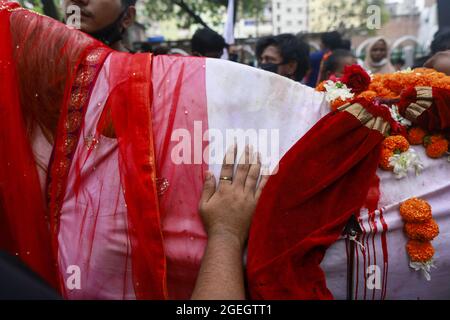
364;37;396;74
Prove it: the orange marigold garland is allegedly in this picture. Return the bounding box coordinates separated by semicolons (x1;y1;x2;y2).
317;67;450;105
405;220;439;242
407;127;428;145
406;240;435;263
330;98;349;111
400;198;439;280
379;148;395;171
424;135;449;159
379;135;424;178
382;135;410;153
399;198;432;223
316;65;450;163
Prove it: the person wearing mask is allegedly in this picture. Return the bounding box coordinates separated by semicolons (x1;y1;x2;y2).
62;0;137;52
255;33;310;83
363;37;395;74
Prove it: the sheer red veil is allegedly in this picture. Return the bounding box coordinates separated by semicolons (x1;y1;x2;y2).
0;2;166;299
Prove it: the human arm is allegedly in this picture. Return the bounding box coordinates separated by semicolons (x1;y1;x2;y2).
191;145;268;300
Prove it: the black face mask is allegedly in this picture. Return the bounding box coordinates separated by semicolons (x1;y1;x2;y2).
229;54;239;62
259;63;280;74
89;8;128;46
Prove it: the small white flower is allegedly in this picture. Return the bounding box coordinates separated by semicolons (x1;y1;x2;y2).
323;80;354;103
389;149;424;179
397;67;413;74
409;259;436;281
390;105;412;127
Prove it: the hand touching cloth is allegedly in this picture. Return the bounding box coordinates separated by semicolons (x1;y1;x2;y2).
192;145;268;300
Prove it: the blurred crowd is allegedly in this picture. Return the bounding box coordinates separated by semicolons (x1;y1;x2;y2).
139;27;450;88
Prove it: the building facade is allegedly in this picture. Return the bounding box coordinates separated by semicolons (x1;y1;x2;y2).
309;0;368;33
271;0;309;35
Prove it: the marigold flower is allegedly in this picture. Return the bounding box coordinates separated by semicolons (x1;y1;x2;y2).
400;198;432;223
358;68;450;100
382;135;410;153
405;219;440;241
406;240;435;263
356;90;377;102
379;148;394;171
407;127;427;145
316;81;327;92
331;98;349;111
425;135;449;159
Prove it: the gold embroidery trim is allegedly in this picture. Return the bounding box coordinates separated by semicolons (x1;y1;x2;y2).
415;86;433;100
404;87;433;122
339;103;391;136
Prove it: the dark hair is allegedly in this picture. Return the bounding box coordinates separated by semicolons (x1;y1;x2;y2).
191;28;227;56
121;0;137;7
322;49;355;75
430;29;450;55
256;33;310;81
340;39;352;51
321;31;343;50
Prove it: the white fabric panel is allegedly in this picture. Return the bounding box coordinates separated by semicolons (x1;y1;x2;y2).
205;58;329;178
205;58;450;300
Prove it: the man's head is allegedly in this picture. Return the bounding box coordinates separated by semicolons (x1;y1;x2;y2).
62;0;136;47
430;29;450;56
191;28;227;59
320;31;343;51
256;34;310;82
320;49;357;82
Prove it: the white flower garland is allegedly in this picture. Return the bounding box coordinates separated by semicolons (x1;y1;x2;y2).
323;81;354;103
389;149;424;179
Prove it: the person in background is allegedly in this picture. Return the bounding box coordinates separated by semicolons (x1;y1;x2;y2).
424;50;450;76
430;29;450;56
340;39;352;51
305;31;343;87
191;28;228;59
62;0;137;52
392;57;406;71
413;28;450;68
363;37;395;74
255;33;310;83
317;49;358;83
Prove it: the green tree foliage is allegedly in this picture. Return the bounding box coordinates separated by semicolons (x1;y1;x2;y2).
142;0;268;29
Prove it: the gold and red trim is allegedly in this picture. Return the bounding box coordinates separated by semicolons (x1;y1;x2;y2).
46;47;111;235
338;102;391;136
403;87;433;123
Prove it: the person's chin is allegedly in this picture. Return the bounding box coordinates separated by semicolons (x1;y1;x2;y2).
79;22;97;34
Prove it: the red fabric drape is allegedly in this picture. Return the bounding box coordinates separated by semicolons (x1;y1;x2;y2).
0;1;58;288
104;52;168;299
247;107;386;299
1;3;167;298
399;86;450;132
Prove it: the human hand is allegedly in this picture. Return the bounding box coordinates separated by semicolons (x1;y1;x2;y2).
424;50;450;76
198;144;269;248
